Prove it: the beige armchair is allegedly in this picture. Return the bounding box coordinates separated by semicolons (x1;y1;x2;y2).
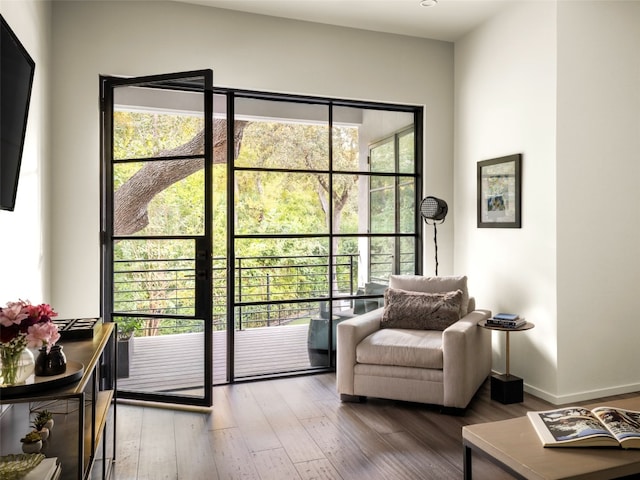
336;275;491;411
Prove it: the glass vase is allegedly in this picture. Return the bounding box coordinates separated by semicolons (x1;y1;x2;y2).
0;345;35;386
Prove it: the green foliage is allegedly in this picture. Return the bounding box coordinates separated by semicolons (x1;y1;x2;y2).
111;113;371;332
21;432;42;443
31;410;52;431
113;111;203;161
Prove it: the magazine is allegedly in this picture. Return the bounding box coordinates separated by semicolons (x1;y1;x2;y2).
527;406;640;449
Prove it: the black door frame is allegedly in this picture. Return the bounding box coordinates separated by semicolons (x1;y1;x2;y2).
100;70;214;407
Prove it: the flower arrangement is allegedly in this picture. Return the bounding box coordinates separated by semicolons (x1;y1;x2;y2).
0;301;59;385
0;301;59;351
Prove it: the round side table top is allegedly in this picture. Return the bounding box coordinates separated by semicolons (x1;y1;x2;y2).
478;319;534;332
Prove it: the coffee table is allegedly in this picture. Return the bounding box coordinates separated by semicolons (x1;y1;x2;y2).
462;397;640;479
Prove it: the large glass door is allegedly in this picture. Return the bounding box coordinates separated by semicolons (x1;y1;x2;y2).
229;95;421;375
101;71;214;406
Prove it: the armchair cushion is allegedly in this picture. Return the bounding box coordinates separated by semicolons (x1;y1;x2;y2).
381;287;463;331
356;328;444;369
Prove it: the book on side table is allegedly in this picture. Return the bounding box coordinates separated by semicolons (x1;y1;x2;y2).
527;406;640;449
486;313;526;328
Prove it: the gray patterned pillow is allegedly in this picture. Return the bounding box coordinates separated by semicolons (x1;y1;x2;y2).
381;287;463;331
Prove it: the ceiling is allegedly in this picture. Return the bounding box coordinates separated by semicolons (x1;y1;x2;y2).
174;0;515;42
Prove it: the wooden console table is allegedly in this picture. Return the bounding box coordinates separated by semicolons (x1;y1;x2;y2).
0;322;116;480
462;396;640;479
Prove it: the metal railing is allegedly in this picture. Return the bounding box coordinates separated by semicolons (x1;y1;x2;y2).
113;253;361;333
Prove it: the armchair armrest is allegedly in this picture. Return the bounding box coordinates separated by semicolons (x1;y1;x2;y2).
336;307;383;396
442;309;492;408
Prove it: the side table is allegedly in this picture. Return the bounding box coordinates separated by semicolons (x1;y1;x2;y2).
479;319;534;404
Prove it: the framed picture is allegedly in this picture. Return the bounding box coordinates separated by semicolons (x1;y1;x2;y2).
477;154;521;228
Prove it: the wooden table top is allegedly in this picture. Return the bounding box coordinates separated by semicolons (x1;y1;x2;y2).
463;396;640;480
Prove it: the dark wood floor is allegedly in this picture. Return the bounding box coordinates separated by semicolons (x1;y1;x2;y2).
113;373;638;480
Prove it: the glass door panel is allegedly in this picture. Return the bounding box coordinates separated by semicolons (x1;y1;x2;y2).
102;70;213;406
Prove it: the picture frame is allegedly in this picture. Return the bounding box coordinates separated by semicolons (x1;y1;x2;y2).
477;154;521;228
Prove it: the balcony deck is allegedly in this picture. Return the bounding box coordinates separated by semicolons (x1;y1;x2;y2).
117;323;319;393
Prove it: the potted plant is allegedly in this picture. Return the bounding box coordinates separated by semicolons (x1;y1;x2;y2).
117;320;140;379
20;431;42;453
32;410;54;438
30;420;49;440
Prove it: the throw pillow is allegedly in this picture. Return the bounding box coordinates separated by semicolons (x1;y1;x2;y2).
381;287;463;331
389;275;469;317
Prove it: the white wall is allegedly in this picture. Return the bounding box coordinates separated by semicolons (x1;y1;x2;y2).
556;1;640;402
457;0;640;404
0;1;51;303
50;1;455;317
455;2;559;400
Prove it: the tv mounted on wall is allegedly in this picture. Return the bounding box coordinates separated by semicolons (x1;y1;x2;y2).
1;14;35;211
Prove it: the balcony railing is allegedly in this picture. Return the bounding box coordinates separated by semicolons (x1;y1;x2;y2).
113;253;362;334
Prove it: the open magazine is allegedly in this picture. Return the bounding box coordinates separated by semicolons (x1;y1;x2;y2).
527;406;640;449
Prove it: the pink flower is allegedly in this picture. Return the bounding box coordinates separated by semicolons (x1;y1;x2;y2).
26;322;61;350
0;301;29;327
1;300;59;347
25;303;57;322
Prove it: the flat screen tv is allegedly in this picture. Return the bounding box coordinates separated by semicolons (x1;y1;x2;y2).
1;14;35;211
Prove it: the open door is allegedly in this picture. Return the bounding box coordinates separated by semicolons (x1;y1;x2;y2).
100;70;214;406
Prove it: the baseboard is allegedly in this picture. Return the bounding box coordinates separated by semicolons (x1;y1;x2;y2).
488;369;640;405
524;380;640;406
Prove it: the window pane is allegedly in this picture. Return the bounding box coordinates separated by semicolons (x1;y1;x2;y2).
370;237;395;283
235;171;329;235
332;106;367;172
399;237;416;275
370;138;394;172
398;129;415;174
113;159;205;236
234;237;330;303
333;237;361;296
333;106;414;173
332;123;360;171
234;97;329;170
370;176;395;234
399;177;416;233
113;239;196;315
113;85;205;161
331;174;360;234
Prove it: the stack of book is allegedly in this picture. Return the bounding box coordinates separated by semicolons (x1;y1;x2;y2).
486;313;526;328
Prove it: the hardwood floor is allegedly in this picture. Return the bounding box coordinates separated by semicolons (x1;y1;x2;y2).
113;373;638;480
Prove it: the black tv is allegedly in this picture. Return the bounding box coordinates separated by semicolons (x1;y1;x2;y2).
1;14;35;211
